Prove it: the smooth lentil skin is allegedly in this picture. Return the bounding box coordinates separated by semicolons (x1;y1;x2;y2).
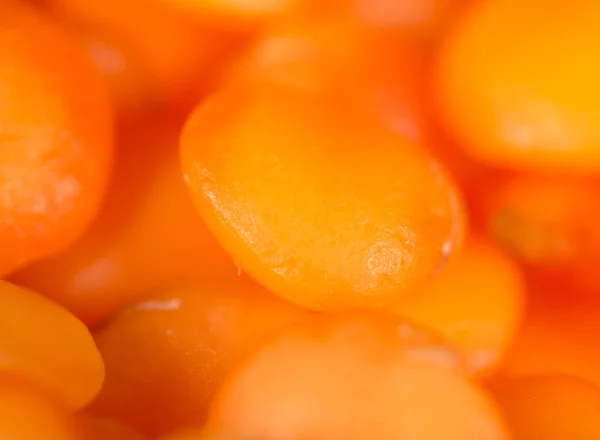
3;2;598;438
235;19;429;142
90;280;310;437
345;0;471;37
483;174;600;296
157;430;235;440
75;415;147;440
236;15;501;208
0;376;78;440
181;80;465;311
0;281;104;408
157;430;206;440
44;0;247;114
434;0;600;172
288;0;471;38
71;30;158;119
10;115;237;326
205;313;509;440
0;2;113;276
500;286;600;389
393;236;525;376
232;19;371;92
489;374;600;439
162;0;298;26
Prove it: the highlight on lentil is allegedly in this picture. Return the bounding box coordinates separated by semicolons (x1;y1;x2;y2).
0;0;598;438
